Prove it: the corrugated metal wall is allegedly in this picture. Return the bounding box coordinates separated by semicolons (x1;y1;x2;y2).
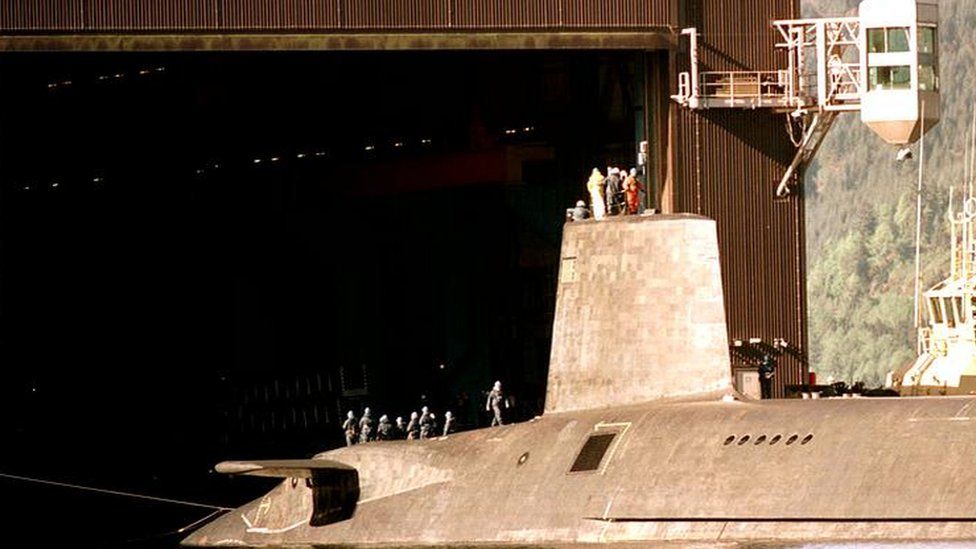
0;0;673;31
672;0;807;398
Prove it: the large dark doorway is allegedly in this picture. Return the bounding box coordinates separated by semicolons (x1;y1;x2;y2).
0;49;648;543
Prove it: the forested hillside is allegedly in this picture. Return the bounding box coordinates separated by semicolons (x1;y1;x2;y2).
804;0;976;384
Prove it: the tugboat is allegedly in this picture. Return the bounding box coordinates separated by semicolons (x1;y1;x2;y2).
892;190;976;395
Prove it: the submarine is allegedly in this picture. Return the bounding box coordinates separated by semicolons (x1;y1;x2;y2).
183;215;976;546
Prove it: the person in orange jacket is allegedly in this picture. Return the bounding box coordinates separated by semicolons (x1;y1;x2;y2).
623;168;644;215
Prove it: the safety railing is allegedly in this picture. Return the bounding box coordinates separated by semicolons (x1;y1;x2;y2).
699;70;791;104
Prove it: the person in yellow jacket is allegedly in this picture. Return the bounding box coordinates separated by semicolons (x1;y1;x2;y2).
586;168;606;220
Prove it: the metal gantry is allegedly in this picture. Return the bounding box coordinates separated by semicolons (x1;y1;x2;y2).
672;0;939;197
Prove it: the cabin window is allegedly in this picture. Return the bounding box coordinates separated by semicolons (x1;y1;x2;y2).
954;296;965;325
944;298;956;329
570;433;616;473
930;297;943;324
867;27;911;53
868;28;885;53
869;66;911;91
887;28;910;52
918;26;937;54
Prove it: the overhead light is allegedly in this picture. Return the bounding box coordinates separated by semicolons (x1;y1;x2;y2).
421;138;432;145
51;182;59;188
138;69;151;75
270;156;280;162
364;145;375;151
98;75;109;81
253;158;262;164
296;153;306;159
393;142;404;148
92;177;103;183
314;151;326;157
61;80;72;86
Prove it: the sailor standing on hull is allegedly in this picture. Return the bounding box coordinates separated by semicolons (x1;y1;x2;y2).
342;411;358;446
759;354;776;399
405;411;420;440
419;406;433;439
486;380;508;426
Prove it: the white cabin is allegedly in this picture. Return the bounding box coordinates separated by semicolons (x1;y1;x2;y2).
859;0;940;144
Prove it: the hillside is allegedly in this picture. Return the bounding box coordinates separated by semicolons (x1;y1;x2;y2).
804;0;976;384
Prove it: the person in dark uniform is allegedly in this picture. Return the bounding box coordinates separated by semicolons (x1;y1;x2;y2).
376;414;393;440
604;168;623;215
570;200;590;222
342;410;358;446
759;354;776;399
486;380;508;426
394;416;407;439
359;407;374;443
406;411;420;440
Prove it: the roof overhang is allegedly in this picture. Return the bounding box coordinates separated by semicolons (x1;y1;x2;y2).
0;30;675;52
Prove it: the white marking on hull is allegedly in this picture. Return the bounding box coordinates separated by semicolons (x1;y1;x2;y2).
246;519;305;534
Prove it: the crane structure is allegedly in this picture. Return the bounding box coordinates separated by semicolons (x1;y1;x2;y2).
671;0;940;197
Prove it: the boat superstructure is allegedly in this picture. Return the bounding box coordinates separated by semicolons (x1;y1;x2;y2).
893;191;976;395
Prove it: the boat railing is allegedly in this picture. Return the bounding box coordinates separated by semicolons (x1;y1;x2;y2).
918;326;933;355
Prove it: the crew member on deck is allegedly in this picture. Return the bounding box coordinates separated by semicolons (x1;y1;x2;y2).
586;168;606;220
419;406;434;439
406;411;420;440
759;354;777;399
486;380;508;426
376;414;393;440
395;416;407;439
342;410;358;446
359;407;374;443
442;410;456;436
